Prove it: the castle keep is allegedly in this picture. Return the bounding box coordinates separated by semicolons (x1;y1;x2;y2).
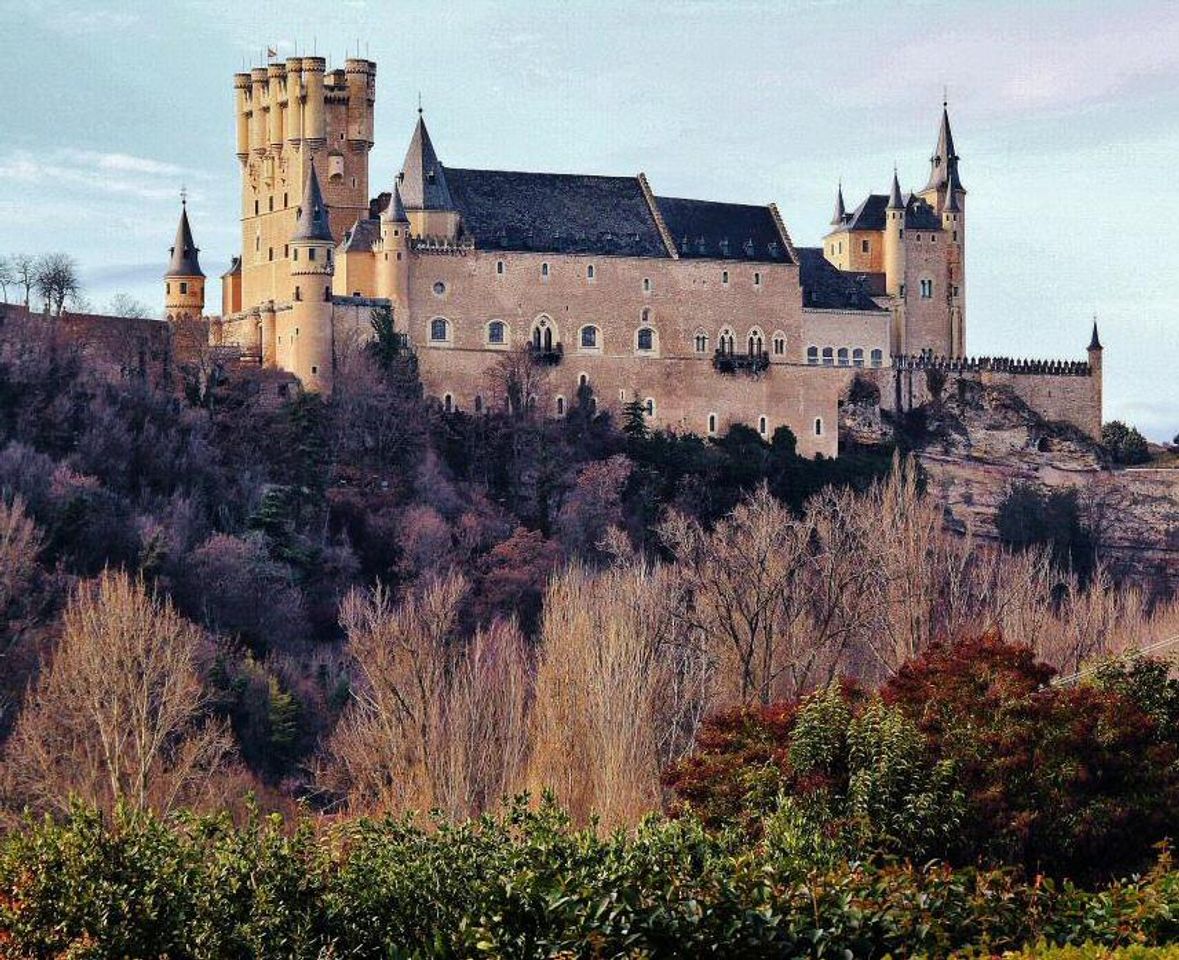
162;56;1103;456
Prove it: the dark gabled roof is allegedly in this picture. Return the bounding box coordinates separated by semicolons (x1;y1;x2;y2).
165;203;203;278
399;116;455;211
656;196;791;263
796;247;886;312
903;192;942;230
831;194;889;233
340;217;379;253
445;168;670;257
292;164;333;242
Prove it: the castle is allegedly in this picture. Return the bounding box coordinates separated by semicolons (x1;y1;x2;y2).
162;56;1103;457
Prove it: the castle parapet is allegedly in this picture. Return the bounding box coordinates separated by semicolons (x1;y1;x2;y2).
410;235;476;254
892;352;1093;377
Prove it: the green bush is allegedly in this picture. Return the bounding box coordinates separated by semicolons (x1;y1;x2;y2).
4;800;1179;959
1102;421;1151;465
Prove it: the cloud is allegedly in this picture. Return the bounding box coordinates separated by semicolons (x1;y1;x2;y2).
0;148;212;203
0;0;141;35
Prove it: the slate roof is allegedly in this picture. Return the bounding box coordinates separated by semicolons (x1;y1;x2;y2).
903;193;942;230
444;168;670;257
399;116;455;211
340;217;380;253
835;194;889;233
796;247;886;312
656;196;791;263
165;204;203;278
292;164;333;243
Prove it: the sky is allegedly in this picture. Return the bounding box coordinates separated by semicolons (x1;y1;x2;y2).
0;0;1176;439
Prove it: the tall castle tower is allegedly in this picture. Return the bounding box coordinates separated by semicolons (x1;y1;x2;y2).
284;164;335;392
233;56;375;314
164;197;204;321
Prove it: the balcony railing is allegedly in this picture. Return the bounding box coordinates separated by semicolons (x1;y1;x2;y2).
530;342;564;365
712;348;769;375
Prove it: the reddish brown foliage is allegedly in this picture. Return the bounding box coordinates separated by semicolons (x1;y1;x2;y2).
469;527;563;632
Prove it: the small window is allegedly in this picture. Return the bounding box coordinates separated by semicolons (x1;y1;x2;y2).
637;327;654;351
721;270;729;285
814;418;823;437
309;248;317;262
753;272;761;287
578;373;588;388
443;393;453;413
474;395;484;413
292;248;298;261
694;331;708;353
707;413;717;436
870;348;884;368
294;285;301;301
931;234;937;244
644;397;655;416
589;397;598;414
852;348;864;368
284;244;289;258
899;283;906;297
323;286;331;302
952;231;958;242
580;325;598;349
773;336;785;356
268;247;274;261
165;282;170;295
821;347;834;366
807;346;818;365
643;277;651;293
861;239;870;253
430;317;448;341
496;260;504;275
433;281;446;296
541;262;550;278
283;192;288;207
587;264;595;280
920;279;934;299
758;416;767;436
487;320;506;344
254;200;259;215
556;395;565;416
268;196;274;212
837;347;849;367
311;365;318;374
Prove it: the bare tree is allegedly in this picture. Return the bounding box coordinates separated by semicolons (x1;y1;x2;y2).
11;254;38;308
0;255;14;304
1;570;233;816
483;344;551;416
107;292;152;319
34;253;81;317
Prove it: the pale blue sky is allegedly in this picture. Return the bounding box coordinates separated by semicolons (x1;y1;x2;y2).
0;0;1176;438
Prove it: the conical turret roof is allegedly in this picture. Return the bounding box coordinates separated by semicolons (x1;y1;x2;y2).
830;182;847;225
887;169;905;210
1088;321;1103;351
398;114;454;211
944;165;962;213
165;202;203;278
381;182;409;223
292;163;333;243
924;102;965;194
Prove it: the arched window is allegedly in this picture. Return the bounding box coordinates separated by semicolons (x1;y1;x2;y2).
807;346;819;365
852;348;864;368
920;278;934;299
772;334;785;356
430;317;449;342
532;316;555;350
837;347;849;366
870;348;884;368
643;278;651;293
758;415;767;436
587;264;595;280
556;395;566;416
637;327;654;351
580;325;599;349
487;320;506;345
474;394;484;413
748;328;764;356
821;347;834;366
541;262;550;278
578;372;588;388
718;327;735;354
694;330;709;353
645;397;655;416
707;413;717;436
443;393;454;413
589;396;598;414
814;417;823;436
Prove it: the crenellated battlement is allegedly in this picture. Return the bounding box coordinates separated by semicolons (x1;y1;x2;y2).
894;353;1094;377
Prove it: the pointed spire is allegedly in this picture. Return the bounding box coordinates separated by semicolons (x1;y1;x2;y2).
944;164;962;213
381;182;409;223
399;113;454;211
924;100;964;194
292;162;333;242
830;181;847;226
165;198;203;278
1088;319;1103;351
887;167;905;210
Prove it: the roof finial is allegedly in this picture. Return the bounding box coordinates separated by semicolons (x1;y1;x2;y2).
417;91;423;116
180;184;187;207
943;83;948;109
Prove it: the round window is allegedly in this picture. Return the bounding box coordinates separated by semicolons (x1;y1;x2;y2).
433;281;446;296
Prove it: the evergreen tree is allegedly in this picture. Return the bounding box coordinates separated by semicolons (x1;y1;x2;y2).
622;399;648;439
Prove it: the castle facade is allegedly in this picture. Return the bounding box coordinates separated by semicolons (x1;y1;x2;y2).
163;56;1103;456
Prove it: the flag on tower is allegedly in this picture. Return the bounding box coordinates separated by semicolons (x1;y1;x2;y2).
267;46;277;59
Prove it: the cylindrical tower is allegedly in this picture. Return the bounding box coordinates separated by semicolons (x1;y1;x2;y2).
302;56;326;145
883;169;905;299
267;63;285;149
345;58;376;146
284;57;304;145
249;68;268;155
377;185;410;310
260;302;277;368
164;200;205;320
234;73;251;160
289;163;335;392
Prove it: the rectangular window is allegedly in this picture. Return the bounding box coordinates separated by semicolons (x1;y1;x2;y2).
753;272;761;287
496;260;504;275
308;248;316;261
861;239;869;253
721;270;729;285
179;281;187;294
